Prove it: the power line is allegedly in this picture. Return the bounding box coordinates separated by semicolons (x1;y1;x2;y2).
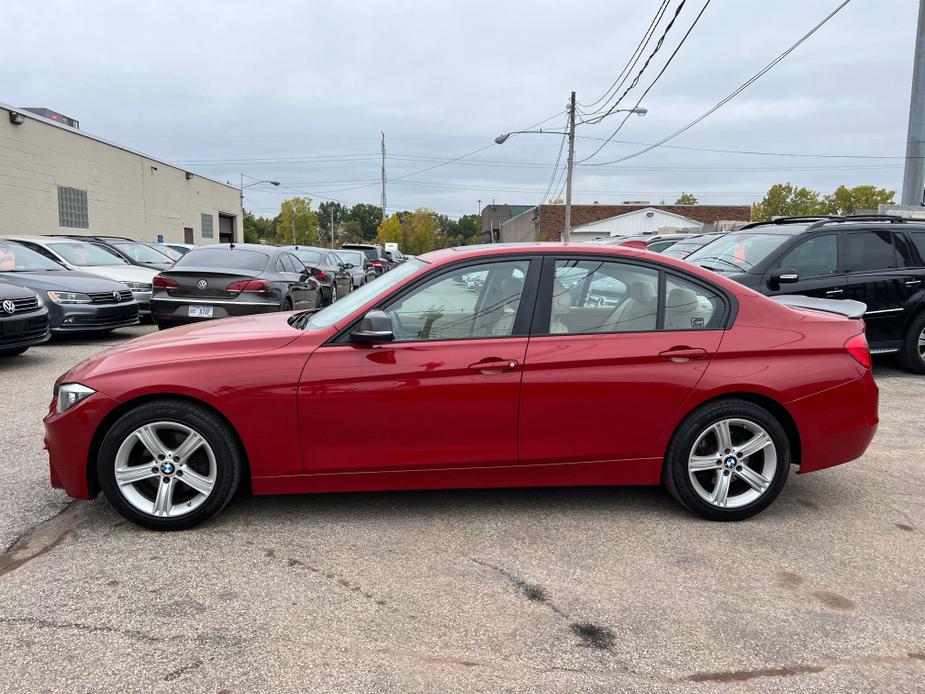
578;0;672;113
580;0;694;127
540;113;570;204
578;0;713;163
586;0;855;167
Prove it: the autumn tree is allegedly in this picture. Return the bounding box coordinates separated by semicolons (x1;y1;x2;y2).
675;193;698;205
751;183;896;221
405;208;441;255
821;185;895;216
276;197;319;246
377;213;404;246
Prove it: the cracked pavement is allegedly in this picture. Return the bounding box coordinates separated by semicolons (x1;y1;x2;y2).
0;325;923;692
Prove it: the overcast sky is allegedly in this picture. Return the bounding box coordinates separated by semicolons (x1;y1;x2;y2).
1;0;919;217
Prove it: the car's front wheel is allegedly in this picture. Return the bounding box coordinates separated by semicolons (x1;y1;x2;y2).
899;311;925;374
0;346;29;357
97;400;243;530
663;399;790;521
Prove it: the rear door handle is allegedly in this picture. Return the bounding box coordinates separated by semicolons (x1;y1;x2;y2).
658;346;707;363
468;358;519;374
905;279;922;287
825;289;844;296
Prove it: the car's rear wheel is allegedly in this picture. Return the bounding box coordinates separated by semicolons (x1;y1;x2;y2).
97;400;243;530
899;311;925;374
663;399;790;521
331;282;339;303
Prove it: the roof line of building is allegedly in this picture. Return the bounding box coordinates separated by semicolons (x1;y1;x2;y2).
0;101;240;192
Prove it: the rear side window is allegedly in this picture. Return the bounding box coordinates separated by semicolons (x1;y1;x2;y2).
841;231;896;272
777;234;837;278
664;275;723;331
176;248;269;272
903;232;925;266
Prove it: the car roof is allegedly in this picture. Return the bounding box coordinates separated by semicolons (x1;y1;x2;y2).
740;215;925;235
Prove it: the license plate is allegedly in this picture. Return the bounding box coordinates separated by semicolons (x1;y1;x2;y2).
188;305;213;318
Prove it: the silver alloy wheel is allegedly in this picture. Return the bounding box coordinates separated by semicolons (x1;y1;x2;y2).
918;327;925;360
687;418;778;509
113;421;217;518
331;282;338;303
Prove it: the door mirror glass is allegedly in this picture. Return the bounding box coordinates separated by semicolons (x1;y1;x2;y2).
352;310;394;343
342;263;354;269
771;268;800;284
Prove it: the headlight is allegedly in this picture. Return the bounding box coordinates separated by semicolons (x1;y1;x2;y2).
55;383;96;413
47;290;92;304
125;282;152;291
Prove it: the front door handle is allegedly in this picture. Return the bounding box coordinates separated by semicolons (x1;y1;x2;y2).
825;288;844;297
468;358;519;374
658;346;707;363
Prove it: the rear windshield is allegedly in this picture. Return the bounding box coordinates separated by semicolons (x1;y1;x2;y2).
344;246;378;261
175;248;269;272
291;249;323;264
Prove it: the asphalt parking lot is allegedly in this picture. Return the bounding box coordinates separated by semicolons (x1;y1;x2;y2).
0;325;922;693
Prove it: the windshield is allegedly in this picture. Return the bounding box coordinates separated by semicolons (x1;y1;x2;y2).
112;242;173;264
175;248;269;273
305;258;426;328
0;241;65;271
151;244;184;260
50;241;129;266
686;232;791;273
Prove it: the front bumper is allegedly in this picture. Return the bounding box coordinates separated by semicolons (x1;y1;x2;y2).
131;290;152;316
0;308;51;350
44;391;121;499
788;370;879;474
152;296;281;326
48;300;140;333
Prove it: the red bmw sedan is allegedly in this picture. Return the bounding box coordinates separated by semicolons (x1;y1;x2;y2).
44;243;878;530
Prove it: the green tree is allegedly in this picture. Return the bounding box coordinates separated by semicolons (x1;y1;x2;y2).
821;185;895;215
377;213;404;246
675;193;698;205
456;214;481;239
340;219;365;243
318;201;348;242
750;183;825;221
405;208;441;255
243;211;277;243
276;197;319;246
346;203;384;241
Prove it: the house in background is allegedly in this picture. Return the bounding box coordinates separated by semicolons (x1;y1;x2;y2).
501;204;751;242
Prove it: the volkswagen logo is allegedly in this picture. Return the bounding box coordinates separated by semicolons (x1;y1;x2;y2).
197;279;208;290
1;300;14;314
112;291;121;302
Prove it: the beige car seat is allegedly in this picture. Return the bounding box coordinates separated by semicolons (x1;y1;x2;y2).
549;279;573;333
607;281;657;331
665;286;713;330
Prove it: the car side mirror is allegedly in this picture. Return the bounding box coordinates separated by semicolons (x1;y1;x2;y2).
352;310;394;344
308;266;322;277
342;263;354;269
771;268;800;285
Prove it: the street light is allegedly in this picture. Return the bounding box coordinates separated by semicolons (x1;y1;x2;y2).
239;175;280;244
495;103;647;242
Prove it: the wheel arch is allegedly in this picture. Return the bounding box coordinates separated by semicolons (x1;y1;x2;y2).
86;393;252;498
671;392;802;470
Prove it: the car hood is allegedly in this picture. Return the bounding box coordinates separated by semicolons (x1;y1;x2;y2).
62;312;330;385
76;265;158;284
0;270;129;292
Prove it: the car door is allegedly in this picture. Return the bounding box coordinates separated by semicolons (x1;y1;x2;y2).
326;252;352;297
518;256;728;465
298;257;537;473
280;253;313;309
837;230;908;346
761;233;845;300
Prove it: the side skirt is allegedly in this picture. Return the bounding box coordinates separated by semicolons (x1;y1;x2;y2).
252;458;663;496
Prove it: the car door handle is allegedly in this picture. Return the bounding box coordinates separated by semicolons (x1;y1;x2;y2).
468;358;519;374
658;346;707;362
825;289;844;296
905;279;922;287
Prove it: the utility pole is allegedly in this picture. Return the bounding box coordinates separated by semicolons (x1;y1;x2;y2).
330;206;335;248
902;0;925;206
380;131;387;221
563;91;577;242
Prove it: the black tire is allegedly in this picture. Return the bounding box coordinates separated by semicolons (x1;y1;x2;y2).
156;321;171;331
663;399;790;521
282;297;293;312
0;346;28;357
97;399;243;530
898;311;925;374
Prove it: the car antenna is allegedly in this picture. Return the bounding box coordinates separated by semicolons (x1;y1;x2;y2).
229;242;235;249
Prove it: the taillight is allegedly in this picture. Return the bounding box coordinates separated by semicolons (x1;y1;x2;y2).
226;279;270;293
153;274;178;289
845;333;872;369
316;270;328;281
372;261;383;268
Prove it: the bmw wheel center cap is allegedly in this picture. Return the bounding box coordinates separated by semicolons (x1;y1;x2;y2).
160;462;175;475
724;456;738;470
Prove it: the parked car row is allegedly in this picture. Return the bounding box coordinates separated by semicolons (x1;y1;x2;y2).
0;234;395;354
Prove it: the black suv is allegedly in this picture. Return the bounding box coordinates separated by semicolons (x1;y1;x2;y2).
685;215;925;373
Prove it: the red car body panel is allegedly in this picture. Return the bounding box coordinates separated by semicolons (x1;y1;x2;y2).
44;243;879;502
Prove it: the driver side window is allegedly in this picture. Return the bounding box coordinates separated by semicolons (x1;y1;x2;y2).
385;260;529;341
777;234;836;278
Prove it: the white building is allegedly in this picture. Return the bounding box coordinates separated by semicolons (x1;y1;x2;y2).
0;102;242;245
570;207;704;241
